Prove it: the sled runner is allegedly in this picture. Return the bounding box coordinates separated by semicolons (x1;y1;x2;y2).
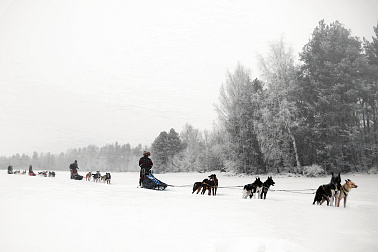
141;174;167;190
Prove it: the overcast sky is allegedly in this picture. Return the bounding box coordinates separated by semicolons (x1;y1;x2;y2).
0;0;377;157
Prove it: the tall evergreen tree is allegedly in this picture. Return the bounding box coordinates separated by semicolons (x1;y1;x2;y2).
298;20;366;171
362;22;378;166
151;128;182;172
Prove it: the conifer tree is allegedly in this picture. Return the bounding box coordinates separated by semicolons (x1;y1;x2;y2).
298;20;366;171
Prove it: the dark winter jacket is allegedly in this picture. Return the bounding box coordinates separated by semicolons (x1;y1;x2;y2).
69;162;78;173
139;156;153;172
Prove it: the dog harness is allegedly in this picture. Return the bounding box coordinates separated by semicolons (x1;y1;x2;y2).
341;185;350;196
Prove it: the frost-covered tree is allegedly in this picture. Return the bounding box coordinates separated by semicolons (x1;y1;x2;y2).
176;124;205;172
257;38;301;173
215;64;265;173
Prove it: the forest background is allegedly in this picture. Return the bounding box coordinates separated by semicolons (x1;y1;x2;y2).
2;20;378;175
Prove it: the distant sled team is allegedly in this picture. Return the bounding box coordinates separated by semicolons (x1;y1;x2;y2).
97;172;111;184
313;172;357;208
69;161;111;184
84;171;111;184
38;171;55;177
6;165;53;177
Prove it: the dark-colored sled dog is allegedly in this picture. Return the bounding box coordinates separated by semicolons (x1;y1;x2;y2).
202;174;218;196
260;176;275;199
192;182;203;194
242;177;263;199
329;172;341;206
313;172;341;206
92;171;101;182
192;174;218;196
313;184;333;206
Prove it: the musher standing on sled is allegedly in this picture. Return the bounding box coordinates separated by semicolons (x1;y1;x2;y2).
7;165;13;174
139;151;153;187
69;160;79;179
29;165;35;175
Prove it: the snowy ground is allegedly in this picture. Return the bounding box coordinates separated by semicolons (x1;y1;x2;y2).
1;171;377;252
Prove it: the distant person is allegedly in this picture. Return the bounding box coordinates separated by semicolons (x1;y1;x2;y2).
28;165;36;176
69;160;79;179
139;151;153;186
7;165;13;174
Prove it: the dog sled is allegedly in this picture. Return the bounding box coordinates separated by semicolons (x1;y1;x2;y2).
70;169;83;180
140;173;167;191
72;174;83;180
29;165;36;176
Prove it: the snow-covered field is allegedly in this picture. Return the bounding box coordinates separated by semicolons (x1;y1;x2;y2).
1;171;377;252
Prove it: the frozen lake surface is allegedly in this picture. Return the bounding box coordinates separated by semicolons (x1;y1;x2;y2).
1;171;377;252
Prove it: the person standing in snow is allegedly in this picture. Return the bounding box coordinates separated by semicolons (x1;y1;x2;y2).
139;151;153;186
69;160;79;179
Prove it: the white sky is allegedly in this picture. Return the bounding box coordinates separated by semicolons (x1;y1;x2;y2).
0;0;377;156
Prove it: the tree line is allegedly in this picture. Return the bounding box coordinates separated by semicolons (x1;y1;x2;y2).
151;20;378;174
2;20;378;175
0;143;147;172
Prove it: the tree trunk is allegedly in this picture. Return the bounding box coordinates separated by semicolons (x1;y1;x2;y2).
286;124;302;174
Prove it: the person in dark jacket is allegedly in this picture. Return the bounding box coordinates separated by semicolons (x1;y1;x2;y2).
28;165;35;176
7;165;13;174
139;151;153;186
69;160;79;179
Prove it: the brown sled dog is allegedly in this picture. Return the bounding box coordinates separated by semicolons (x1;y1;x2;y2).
209;174;218;196
85;172;92;181
202;174;218;196
336;179;357;208
192;174;218;196
192;182;203;194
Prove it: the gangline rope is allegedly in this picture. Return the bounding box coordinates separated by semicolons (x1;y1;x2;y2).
167;184;316;193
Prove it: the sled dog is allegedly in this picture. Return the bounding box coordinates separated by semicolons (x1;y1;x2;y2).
104;173;111;184
243;177;263;199
85;172;92;181
260;176;275;199
92;171;101;182
329;172;341;206
209;174;218;196
192;182;203;194
336;179;357;208
313;184;333;206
